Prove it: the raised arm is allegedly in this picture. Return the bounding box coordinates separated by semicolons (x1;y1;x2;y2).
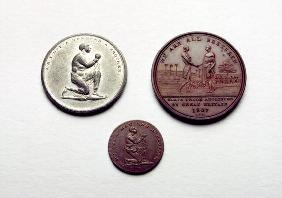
181;53;193;66
77;56;97;68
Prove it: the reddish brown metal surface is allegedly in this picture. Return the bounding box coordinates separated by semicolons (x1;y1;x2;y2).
108;120;164;174
152;32;246;123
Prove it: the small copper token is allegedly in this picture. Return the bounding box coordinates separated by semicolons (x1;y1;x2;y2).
108;120;164;174
152;32;246;123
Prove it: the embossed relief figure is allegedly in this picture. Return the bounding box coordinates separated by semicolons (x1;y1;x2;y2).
202;45;216;92
125;127;153;165
181;46;194;81
179;45;216;93
62;43;106;100
180;46;199;93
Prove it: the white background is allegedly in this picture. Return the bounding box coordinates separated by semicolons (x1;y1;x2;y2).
0;0;282;197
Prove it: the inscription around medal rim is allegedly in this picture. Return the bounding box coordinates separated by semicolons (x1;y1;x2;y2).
44;36;123;73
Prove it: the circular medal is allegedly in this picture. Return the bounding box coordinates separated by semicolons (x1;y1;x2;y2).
42;34;127;115
152;32;246;123
108;120;164;174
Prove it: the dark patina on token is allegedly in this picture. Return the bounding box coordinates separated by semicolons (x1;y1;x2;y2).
108;120;164;174
152;32;246;123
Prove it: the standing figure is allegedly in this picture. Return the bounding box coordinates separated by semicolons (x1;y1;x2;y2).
181;46;193;80
202;45;216;92
179;46;198;93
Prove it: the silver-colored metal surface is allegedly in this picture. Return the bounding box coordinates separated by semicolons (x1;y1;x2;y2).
41;34;127;114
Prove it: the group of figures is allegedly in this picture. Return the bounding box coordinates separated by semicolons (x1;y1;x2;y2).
180;45;216;93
